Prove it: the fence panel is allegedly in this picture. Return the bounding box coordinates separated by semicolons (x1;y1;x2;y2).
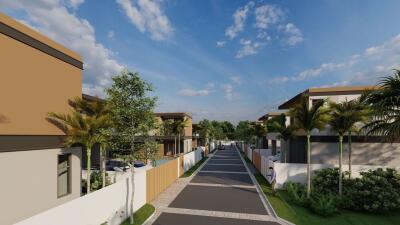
146;158;178;203
253;150;261;171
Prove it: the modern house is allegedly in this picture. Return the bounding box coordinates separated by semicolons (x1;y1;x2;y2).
276;86;400;166
258;111;289;153
0;13;83;225
155;112;193;156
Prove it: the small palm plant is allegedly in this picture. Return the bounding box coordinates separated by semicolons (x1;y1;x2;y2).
270;115;294;162
176;118;189;154
290;95;330;198
48;97;111;193
329;100;369;196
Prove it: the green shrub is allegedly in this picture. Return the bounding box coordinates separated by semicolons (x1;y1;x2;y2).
284;181;308;206
312;168;350;195
310;193;338;216
343;168;400;213
82;171;111;193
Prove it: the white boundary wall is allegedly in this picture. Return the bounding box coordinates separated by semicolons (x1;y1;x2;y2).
15;169;147;225
183;147;203;172
273;162;400;189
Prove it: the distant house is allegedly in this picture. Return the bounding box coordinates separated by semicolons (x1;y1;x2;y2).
155;112;193;156
276;86;400;166
258;111;289;153
0;13;83;225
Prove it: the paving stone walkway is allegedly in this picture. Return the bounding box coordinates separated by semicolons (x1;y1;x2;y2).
146;145;284;225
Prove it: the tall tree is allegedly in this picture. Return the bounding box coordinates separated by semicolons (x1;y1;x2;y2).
329;100;365;196
106;70;157;225
198;119;212;150
48;97;111;193
235;120;253;143
290;95;330;198
176;118;189;154
362;70;400;141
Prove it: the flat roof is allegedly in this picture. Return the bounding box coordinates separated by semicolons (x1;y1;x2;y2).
0;13;83;69
258;111;288;121
278;85;377;110
155;112;192;119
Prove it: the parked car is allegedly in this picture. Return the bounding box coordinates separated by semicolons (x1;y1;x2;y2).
106;160;130;171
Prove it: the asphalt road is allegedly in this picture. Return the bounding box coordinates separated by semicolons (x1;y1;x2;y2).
152;145;280;225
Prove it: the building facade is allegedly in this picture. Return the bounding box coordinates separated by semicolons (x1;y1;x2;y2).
155;112;193;156
277;86;400;166
0;13;83;225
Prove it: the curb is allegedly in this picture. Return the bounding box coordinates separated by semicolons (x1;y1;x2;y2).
235;145;296;225
142;208;156;225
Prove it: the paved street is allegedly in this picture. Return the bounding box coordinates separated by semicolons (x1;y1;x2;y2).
150;145;281;225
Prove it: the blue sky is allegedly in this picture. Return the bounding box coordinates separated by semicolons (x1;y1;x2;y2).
2;0;400;123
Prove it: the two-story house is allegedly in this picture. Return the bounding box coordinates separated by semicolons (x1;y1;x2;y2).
277;86;400;166
155;112;193;156
0;13;83;225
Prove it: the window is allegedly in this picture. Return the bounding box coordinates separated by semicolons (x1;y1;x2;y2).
57;154;71;198
311;99;324;107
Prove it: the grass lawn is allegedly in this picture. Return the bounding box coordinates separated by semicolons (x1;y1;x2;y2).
254;173;400;225
120;204;155;225
180;157;208;178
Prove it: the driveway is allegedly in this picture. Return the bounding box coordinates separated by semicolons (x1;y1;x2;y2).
149;145;282;225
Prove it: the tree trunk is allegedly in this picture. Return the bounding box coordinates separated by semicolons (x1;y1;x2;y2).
348;131;352;178
174;135;177;157
86;146;91;194
101;145;106;188
178;134;181;154
130;142;135;225
306;133;311;198
339;135;343;196
130;160;135;224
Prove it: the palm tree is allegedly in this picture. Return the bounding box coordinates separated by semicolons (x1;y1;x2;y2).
362;70;400;141
176;118;189;154
162;119;177;156
290;95;330;198
329;100;364;196
270;116;294;163
48;97;111;193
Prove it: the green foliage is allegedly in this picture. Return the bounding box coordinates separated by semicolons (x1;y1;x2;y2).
82;171;111;193
106;69;157;161
313;168;349;194
197;119;235;141
290;95;331;133
309;193;339;216
343;168;400;213
284;181;308;206
312;168;400;213
120;204;155;225
362;70;400;141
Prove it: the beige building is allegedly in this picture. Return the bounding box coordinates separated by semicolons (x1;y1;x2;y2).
0;13;83;225
155;112;193;156
275;86;400;166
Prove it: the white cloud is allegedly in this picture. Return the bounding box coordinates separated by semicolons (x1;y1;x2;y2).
230;76;241;84
236;39;264;58
279;23;303;46
254;4;284;30
216;41;226;47
225;1;254;39
69;0;85;9
0;0;123;97
222;84;234;100
270;34;400;85
107;30;115;39
116;0;173;41
178;82;215;97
